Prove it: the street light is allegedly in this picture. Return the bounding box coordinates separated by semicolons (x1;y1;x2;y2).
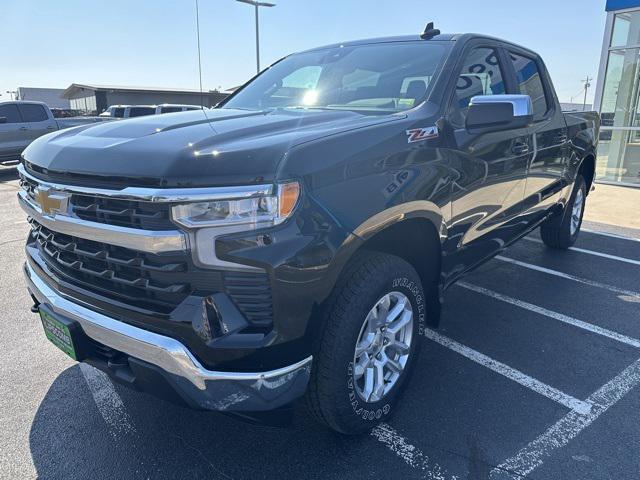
6;90;17;101
236;0;275;74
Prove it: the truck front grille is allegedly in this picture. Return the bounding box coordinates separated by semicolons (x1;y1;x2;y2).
27;219;274;328
20;167;274;330
29;220;194;313
71;195;175;230
19;174;175;231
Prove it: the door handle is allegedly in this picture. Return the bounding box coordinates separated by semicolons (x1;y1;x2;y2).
46;126;55;130
511;142;529;155
19;126;28;131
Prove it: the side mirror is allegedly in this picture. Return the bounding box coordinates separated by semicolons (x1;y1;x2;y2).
0;117;7;124
465;95;532;133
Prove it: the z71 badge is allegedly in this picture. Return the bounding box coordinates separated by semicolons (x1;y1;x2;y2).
406;126;439;143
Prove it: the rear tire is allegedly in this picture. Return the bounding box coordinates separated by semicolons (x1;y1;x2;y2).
540;174;587;250
305;251;426;434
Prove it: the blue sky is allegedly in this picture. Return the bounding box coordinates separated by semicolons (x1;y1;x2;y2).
2;0;606;104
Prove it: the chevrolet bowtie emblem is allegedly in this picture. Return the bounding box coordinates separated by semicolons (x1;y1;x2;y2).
34;187;69;216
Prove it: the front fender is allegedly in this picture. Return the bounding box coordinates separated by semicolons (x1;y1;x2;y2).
351;201;447;243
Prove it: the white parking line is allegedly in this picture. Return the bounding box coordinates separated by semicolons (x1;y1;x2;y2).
489;356;640;479
495;255;640;299
523;237;640;266
458;282;640;349
371;423;458;480
80;363;135;437
582;228;640;243
423;329;592;414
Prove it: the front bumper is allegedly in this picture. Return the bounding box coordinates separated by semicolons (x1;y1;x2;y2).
24;261;312;412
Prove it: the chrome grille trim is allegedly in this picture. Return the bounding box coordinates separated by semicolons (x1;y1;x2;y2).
18;164;273;203
18;189;187;254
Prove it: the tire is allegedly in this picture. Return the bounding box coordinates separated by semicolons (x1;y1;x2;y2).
540;174;587;250
305;251;426;434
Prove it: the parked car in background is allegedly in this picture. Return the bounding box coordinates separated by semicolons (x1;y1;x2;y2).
156;104;202;114
99;104;201;119
49;108;85;118
0;101;113;167
99;105;152;118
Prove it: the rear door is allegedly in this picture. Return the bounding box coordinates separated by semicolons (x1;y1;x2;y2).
445;44;531;265
507;50;567;221
17;103;57;142
0;103;29;162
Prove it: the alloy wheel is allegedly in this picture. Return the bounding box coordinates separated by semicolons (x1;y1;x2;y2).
352;291;414;403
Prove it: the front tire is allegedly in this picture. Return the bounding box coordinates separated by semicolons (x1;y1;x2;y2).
305;251;426;434
540;174;587;249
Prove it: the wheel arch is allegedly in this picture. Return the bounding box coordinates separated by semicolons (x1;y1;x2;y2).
578;153;596;193
315;202;446;329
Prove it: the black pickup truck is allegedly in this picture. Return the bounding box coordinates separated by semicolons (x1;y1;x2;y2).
19;26;599;434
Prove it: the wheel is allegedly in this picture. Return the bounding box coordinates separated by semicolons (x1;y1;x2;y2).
305;251;426;434
540;174;587;249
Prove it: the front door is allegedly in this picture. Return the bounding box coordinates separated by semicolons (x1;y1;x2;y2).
444;46;531;276
17;103;57;143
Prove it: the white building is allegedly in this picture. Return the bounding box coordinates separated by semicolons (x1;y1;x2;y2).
16;87;70;109
594;0;640;187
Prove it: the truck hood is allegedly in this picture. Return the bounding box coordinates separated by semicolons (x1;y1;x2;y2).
23;108;400;188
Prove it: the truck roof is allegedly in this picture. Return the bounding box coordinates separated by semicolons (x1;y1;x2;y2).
301;32;540;58
0;100;48;106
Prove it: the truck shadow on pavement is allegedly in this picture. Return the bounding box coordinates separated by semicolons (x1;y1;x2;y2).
29;365;400;480
29;336;537;480
30;352;512;479
0;168;18;183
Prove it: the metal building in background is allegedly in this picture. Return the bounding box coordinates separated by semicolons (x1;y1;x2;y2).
594;0;640;187
16;87;70;109
61;84;230;114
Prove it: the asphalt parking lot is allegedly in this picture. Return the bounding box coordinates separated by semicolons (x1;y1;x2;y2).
1;168;640;480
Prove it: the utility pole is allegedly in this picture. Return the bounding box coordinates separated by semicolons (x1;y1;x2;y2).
582;76;592;111
236;0;276;74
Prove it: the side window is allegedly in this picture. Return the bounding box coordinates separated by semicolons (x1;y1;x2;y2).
18;104;48;122
451;47;506;126
509;52;549;120
128;107;155;117
0;104;22;123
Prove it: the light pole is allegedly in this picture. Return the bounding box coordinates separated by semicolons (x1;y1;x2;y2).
582;76;592;112
236;0;275;74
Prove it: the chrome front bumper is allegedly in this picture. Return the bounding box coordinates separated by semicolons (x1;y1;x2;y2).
24;262;312;412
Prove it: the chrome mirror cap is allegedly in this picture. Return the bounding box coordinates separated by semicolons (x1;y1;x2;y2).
469;94;533;117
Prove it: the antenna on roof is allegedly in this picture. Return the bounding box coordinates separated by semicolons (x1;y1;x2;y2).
420;22;440;40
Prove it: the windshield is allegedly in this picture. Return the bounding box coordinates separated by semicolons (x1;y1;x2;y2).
223;41;449;114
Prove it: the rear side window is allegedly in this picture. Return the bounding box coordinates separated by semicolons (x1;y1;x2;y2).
160;107;183;113
129;107;154;117
0;104;22;123
18;104;48;122
451;47;506;126
509;52;549;120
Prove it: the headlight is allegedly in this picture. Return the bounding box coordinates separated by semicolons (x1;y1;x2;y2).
172;181;300;229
